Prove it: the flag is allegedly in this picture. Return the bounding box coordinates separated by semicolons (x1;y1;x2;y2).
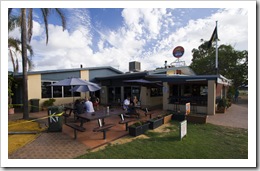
207;26;218;48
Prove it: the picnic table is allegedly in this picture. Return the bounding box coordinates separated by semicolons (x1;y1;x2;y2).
77;108;125;126
76;109;125;139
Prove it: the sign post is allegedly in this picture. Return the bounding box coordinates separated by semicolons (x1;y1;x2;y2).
186;102;190;115
179;120;187;141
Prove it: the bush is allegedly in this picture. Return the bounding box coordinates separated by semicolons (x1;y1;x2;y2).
43;98;56;107
217;98;227;109
129;121;148;128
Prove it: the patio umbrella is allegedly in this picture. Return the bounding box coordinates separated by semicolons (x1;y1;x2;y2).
50;77;91;86
70;81;101;99
50;77;100;102
71;83;101;93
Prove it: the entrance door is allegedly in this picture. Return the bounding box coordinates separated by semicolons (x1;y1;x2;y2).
123;86;140;100
108;87;121;105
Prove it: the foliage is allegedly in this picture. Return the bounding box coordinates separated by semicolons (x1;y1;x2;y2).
129;121;148;128
8;8;66;119
217;98;228;109
8;15;34;73
77;122;248;159
42;98;56;107
150;116;163;121
190;42;248;88
8;74;17;107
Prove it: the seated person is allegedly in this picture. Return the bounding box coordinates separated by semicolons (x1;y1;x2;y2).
91;94;100;110
123;96;131;111
74;99;85;115
85;97;95;113
132;96;139;106
123;96;136;114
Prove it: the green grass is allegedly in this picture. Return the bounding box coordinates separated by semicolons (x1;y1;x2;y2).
76;122;248;159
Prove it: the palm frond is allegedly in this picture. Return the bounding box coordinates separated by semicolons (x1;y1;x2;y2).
41;9;50;44
55;8;67;31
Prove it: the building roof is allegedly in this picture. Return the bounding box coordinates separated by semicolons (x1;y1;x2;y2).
13;66;123;76
146;74;232;85
96;66;196;80
96;71;149;80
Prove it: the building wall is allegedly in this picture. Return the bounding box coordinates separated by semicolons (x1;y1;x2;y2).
28;74;42;100
80;70;89;99
28;74;42;111
140;87;148;106
41;71;80;81
89;68;122;82
163;82;170;110
216;84;223;98
207;80;216;115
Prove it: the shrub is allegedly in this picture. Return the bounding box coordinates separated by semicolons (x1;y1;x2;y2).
217;98;227;109
43;98;56;107
129;121;148;128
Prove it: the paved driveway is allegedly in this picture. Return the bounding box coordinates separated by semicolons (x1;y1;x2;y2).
207;96;248;129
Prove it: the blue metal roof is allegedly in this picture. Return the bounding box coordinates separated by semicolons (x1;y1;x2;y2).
13;66;123;76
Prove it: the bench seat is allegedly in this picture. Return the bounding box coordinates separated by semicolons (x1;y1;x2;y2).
119;119;137;131
93;124;115;139
65;123;86;139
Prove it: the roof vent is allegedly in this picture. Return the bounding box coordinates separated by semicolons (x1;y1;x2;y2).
129;61;141;72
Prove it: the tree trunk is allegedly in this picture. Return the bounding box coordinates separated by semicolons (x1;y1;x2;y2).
21;9;29;119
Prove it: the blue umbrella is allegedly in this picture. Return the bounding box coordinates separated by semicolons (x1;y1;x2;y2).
50;77;100;102
71;84;101;92
71;84;101;99
50;77;90;86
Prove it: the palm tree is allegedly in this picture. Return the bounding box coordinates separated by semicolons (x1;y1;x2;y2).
9;8;66;119
8;15;34;73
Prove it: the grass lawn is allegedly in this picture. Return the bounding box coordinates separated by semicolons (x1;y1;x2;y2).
77;122;248;159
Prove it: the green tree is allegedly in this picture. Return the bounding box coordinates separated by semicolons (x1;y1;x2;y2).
190;41;248;89
9;8;66;119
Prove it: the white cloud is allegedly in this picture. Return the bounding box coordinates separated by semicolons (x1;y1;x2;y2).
8;8;248;73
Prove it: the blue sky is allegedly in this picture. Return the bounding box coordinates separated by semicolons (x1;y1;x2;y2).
7;3;249;73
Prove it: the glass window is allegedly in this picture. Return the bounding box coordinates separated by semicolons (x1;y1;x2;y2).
150;87;163;97
41;82;52;98
64;86;72;97
200;86;208;96
53;86;62;98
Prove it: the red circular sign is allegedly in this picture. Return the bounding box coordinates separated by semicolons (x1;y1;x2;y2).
172;46;184;58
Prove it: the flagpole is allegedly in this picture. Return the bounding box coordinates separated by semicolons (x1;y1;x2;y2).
215;21;218;75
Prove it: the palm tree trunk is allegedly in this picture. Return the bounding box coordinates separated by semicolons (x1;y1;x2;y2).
21;8;29;119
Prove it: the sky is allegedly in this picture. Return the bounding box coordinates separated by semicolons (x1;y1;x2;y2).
7;6;249;73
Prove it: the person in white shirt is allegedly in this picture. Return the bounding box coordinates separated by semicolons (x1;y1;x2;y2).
123;96;131;111
85;97;95;113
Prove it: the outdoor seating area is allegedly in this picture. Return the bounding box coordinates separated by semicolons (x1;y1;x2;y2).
62;105;162;147
8;105;164;151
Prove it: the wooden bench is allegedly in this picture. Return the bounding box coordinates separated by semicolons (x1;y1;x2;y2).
93;119;115;139
118;114;137;131
65;123;86;140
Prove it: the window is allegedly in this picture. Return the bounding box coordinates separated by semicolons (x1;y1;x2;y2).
41;81;80;98
200;86;208;96
42;82;52;98
53;86;62;98
150;87;163;97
